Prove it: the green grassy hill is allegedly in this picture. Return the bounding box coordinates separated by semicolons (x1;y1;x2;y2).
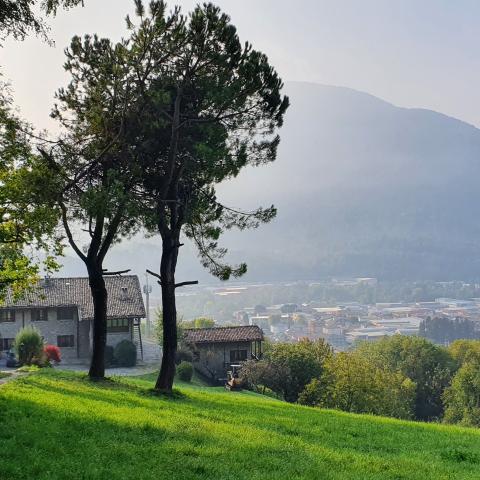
1;370;479;479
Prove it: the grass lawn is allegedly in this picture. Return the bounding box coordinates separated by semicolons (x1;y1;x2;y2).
1;370;480;480
0;371;11;379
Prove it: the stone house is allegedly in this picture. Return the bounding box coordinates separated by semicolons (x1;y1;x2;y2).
184;325;264;381
0;275;145;362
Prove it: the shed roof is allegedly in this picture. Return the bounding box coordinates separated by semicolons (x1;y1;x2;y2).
1;276;145;320
184;325;263;344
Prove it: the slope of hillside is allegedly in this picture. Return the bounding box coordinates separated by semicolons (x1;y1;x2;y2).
59;82;480;283
215;82;480;281
1;370;480;479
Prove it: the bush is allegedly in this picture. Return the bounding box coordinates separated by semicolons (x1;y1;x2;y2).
354;335;455;421
443;357;480;427
175;348;193;365
105;345;115;367
114;340;137;367
14;327;44;366
176;361;193;382
299;352;416;420
264;339;333;402
44;345;61;364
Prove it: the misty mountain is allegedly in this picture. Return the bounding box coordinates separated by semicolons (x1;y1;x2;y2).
60;81;480;284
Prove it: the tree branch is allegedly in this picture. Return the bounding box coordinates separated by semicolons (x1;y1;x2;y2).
102;269;131;276
146;269;161;281
59;200;86;262
175;280;198;288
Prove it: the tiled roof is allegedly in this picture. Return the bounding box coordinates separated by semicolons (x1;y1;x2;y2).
1;276;145;320
184;325;264;344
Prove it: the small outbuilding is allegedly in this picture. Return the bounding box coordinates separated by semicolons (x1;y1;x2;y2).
183;325;264;382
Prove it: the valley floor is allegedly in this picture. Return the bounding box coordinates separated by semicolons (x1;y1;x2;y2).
1;370;479;479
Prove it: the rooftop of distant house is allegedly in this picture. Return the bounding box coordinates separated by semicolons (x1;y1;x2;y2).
184;325;264;344
0;276;145;320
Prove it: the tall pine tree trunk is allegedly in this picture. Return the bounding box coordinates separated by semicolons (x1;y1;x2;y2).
87;264;108;379
155;234;179;391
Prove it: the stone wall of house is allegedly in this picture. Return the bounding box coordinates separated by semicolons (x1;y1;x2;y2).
192;341;253;381
1;309;138;363
0;307;81;360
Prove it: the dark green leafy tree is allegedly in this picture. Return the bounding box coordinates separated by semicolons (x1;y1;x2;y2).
443;356;480;427
241;339;332;402
448;339;480;366
0;0;84;42
36;1;287;385
299;351;416;420
122;1;288;391
36;2;187;379
0;90;62;299
38;30;155;378
355;335;455;420
0;0;84;297
419;316;478;344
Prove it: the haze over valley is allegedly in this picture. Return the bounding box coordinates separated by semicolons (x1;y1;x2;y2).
60;81;480;283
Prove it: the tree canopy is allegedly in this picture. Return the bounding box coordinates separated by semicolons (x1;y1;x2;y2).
0;0;84;42
0;89;62;299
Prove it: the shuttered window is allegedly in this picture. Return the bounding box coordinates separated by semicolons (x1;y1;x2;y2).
57;335;75;348
31;309;48;322
0;310;15;323
107;318;130;333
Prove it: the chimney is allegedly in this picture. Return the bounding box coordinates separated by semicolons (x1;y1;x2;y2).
120;286;128;301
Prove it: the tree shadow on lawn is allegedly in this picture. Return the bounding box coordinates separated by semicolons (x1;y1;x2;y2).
6;373;480;479
18;373;480;456
0;394;360;480
1;393;477;480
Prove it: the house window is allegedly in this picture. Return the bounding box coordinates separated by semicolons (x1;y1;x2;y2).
230;349;248;362
31;308;48;322
0;310;15;323
57;307;75;321
57;335;75;348
2;338;14;351
107;318;130;333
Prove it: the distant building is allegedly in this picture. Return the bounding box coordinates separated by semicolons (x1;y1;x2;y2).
0;276;145;361
184;325;264;382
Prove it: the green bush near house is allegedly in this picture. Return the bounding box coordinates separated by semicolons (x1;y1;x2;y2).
176;361;193;382
14;326;44;366
113;340;137;367
175;348;193;365
105;345;115;367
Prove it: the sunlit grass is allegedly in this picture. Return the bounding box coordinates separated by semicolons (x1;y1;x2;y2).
1;369;479;479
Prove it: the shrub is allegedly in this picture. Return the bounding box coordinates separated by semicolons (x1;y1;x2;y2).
44;345;61;364
354;335;455;421
113;340;137;367
264;339;333;402
299;352;416;420
14;327;44;366
176;361;193;382
175;348;193;365
448;340;480;367
443;357;480;427
105;345;115;367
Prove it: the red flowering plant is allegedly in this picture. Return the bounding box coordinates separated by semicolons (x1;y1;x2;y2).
44;345;61;365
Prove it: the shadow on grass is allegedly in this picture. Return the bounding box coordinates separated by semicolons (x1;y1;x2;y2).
3;371;480;480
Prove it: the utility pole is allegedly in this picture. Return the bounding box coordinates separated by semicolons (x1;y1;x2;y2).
143;273;153;338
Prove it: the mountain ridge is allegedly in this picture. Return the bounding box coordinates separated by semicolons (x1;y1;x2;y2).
59;82;480;283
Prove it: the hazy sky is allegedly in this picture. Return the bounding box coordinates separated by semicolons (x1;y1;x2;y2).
1;0;480;130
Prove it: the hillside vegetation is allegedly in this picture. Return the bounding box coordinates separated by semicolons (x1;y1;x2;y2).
1;370;480;479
